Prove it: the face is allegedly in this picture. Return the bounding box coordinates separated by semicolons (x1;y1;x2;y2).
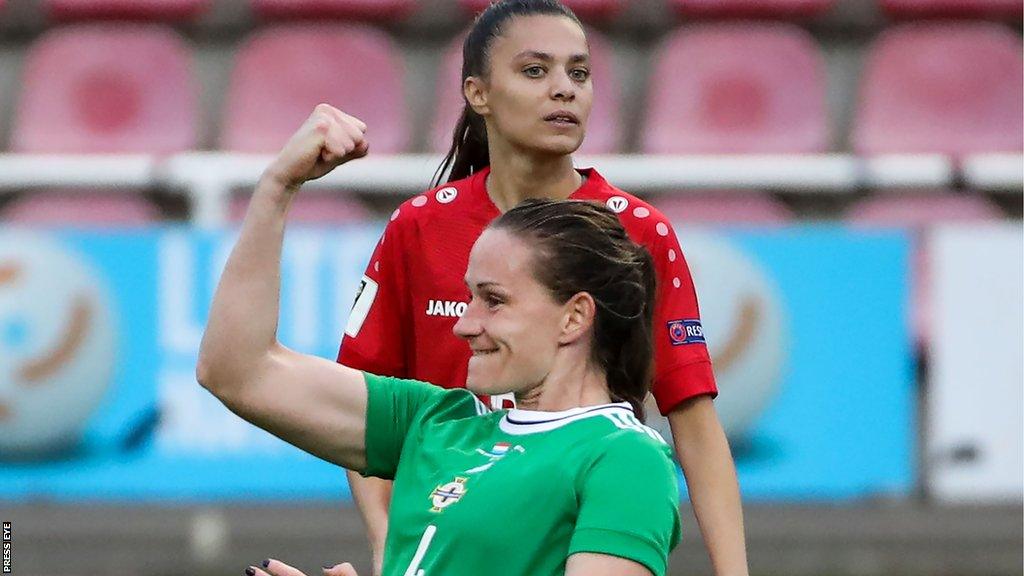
453;228;568;396
467;14;593;156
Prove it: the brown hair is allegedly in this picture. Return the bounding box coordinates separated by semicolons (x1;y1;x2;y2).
431;0;583;187
491;198;657;421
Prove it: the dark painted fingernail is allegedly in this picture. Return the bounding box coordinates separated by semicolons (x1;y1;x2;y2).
245;568;255;576
263;559;271;568
323;565;334;570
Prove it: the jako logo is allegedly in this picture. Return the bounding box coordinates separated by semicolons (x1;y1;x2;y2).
426;300;467;318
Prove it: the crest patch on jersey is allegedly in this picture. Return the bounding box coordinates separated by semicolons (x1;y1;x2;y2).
345;275;379;338
668;319;706;346
430;476;468;512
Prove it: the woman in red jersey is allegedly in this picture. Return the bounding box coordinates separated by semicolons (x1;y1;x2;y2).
339;1;748;575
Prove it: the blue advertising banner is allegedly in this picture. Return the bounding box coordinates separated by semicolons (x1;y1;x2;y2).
0;225;912;502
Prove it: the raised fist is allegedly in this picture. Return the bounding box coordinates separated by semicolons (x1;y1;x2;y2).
264;104;369;190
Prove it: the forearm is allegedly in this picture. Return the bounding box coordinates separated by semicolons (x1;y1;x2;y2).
346;470;392;557
669;397;749;576
196;175;293;395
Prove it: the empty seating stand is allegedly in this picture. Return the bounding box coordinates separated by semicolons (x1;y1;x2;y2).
652;193;794;225
250;0;416;21
1;192;161;225
11;24;197;154
670;0;834;18
221;25;408;153
642;23;828;154
230;194;371;224
459;0;622;21
853;23;1023;157
44;0;210;21
880;0;1023;19
430;27;621;154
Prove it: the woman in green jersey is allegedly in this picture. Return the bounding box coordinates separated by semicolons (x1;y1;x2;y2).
197;106;679;576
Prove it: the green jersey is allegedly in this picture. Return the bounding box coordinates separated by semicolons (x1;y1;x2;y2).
361;373;681;576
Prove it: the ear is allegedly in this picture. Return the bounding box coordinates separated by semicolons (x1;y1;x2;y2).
463;76;491;117
558;292;596;346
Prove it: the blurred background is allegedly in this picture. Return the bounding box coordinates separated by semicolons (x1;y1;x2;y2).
0;0;1021;575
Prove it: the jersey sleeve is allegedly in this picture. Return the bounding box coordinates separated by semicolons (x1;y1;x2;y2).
569;435;681;576
646;218;718;415
337;218;410;378
361;372;446;480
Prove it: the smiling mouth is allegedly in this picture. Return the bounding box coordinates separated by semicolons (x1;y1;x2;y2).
472;349;498;357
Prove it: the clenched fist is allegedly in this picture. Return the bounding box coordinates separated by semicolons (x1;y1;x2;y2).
264;104;369;191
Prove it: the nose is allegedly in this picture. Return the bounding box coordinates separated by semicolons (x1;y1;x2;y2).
550;71;576;102
453;299;483;340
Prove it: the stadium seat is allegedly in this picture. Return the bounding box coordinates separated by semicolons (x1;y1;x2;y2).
459;0;622;20
221;25;408;153
430;27;621;154
846;192;1004;347
853;23;1023;157
880;0;1023;19
11;24;197;154
652;193;794;225
641;24;828;154
230;194;371;224
250;0;416;21
670;0;835;18
44;0;210;21
1;192;161;225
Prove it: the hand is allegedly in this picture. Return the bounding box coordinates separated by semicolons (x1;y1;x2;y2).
249;558;360;576
263;104;369;191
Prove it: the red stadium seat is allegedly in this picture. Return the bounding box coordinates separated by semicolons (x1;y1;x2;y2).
880;0;1022;19
652;193;794;225
641;24;828;154
221;25;407;153
459;0;623;21
430;27;621;154
847;192;1004;348
11;24;197;154
250;0;416;21
670;0;835;18
44;0;210;21
1;192;161;225
853;24;1023;157
230;194;371;224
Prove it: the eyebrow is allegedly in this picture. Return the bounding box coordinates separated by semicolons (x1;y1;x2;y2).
513;50;589;64
464;279;503;291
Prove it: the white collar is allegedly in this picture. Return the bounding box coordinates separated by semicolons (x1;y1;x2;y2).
499;402;633;435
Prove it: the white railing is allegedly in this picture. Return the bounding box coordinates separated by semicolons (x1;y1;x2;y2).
0;152;1019;228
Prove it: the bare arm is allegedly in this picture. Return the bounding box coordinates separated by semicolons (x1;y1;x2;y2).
196;104;372;471
669;395;749;576
566;553;653;576
346;471;392;576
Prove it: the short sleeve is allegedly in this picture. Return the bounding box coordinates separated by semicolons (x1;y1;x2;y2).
646;218;718;414
361;372;445;480
337;218;410;377
569;435;681;576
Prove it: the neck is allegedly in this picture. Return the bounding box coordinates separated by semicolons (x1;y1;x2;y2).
514;353;611;412
485;139;582;213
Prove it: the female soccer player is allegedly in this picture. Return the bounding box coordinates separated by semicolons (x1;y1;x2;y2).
340;1;748;575
197;106;680;575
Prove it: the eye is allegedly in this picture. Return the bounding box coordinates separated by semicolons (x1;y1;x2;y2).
523;65;545;78
570;67;590;82
485;293;504;309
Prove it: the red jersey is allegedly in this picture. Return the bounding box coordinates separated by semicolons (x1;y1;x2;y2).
338;166;717;415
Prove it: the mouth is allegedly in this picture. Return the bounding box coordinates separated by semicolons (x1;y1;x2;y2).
543;111;579;126
471;348;499;357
